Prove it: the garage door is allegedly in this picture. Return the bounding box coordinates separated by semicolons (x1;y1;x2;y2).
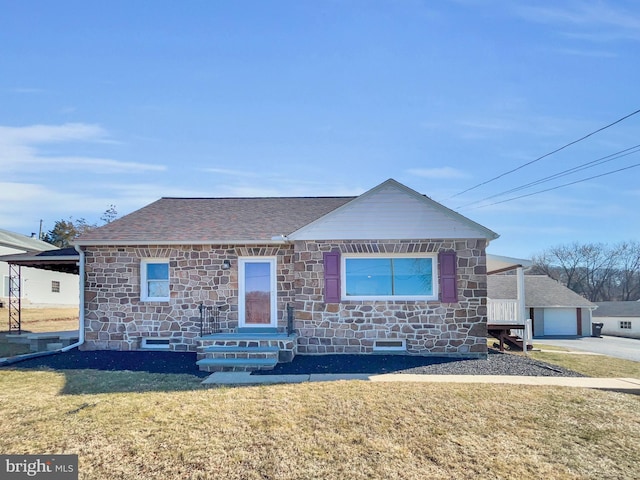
544;308;577;336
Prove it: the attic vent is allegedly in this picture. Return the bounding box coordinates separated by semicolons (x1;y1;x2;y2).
373;339;406;352
142;338;170;350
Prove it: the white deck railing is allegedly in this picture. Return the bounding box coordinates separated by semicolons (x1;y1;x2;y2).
487;299;519;323
487;299;533;349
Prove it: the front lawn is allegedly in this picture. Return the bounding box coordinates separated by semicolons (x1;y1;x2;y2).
0;368;638;479
528;350;640;379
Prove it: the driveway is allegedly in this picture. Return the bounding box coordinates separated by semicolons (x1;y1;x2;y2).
534;335;640;362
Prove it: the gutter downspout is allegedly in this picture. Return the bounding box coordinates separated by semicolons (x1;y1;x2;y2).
61;245;85;352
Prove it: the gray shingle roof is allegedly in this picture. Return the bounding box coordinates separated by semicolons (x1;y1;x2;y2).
488;275;595;308
75;197;355;244
593;301;640;317
0;228;57;252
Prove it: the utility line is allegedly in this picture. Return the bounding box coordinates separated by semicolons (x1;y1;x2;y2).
462;162;640;210
450;108;640;198
456;144;640;209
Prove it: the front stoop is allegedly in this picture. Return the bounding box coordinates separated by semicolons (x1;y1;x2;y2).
196;332;297;372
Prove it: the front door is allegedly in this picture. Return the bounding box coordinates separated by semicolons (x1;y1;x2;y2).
238;257;277;328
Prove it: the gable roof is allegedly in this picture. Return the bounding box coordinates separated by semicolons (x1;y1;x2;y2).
488;275;595;308
75;179;498;246
288;179;499;241
593;301;640;317
0;228;57;253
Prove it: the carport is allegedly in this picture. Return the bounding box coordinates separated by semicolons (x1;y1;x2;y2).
0;247;79;333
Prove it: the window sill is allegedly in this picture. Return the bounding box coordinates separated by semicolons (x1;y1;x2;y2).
342;296;438;302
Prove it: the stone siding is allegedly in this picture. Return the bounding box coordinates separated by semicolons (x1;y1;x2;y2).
81;244;294;352
81;239;488;357
293;239;488;357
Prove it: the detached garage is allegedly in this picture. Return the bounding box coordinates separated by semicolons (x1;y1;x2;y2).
488;275;596;338
542;308;580;336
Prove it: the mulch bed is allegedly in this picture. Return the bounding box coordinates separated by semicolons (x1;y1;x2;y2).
2;348;584;378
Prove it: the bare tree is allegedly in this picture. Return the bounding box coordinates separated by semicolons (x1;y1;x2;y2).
614;241;640;301
532;241;638;301
532;242;590;296
578;243;618;302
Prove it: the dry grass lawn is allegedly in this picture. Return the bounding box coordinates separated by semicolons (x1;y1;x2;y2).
528;350;640;379
0;368;639;480
0;308;79;357
0;307;79;333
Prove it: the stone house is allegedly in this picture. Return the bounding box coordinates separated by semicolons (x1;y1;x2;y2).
74;179;499;371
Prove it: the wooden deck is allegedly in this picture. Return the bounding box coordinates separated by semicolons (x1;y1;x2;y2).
487;323;532;352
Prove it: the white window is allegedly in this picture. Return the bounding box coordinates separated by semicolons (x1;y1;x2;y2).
51;280;60;293
342;254;438;301
620;321;632;329
141;259;170;302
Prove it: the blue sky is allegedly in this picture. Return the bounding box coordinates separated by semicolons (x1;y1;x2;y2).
1;0;638;258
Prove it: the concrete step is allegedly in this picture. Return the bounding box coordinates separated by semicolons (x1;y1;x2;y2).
199;332;293;342
202;346;280;354
196;357;278;372
237;327;279;334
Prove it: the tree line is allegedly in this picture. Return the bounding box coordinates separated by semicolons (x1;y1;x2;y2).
531;241;640;302
43;205;118;248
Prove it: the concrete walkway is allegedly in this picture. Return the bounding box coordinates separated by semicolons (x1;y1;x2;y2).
202;372;640;393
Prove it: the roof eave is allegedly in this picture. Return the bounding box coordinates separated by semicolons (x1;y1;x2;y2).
2;255;80;263
73;239;290;247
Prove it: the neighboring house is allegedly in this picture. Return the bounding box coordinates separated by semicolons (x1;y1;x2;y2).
593;301;640;339
0;229;79;308
488;275;596;337
74;179;499;370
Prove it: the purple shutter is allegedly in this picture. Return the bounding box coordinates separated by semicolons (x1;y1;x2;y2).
323;251;341;303
439;251;458;303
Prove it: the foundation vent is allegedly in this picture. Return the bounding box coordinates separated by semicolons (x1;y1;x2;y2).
142;338;170;350
373;339;406;352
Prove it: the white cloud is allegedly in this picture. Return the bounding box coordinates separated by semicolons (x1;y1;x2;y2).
553;47;618;57
44;156;165;173
514;2;640;42
0;122;165;174
0;123;107;144
201;168;260;177
0;181;115;232
407;167;468;179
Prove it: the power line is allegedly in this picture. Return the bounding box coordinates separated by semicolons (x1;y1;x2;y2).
450;108;640;198
456;144;640;209
463;162;640;210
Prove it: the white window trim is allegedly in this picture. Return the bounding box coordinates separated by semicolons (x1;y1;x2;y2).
140;258;170;302
238;256;278;328
341;253;439;301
